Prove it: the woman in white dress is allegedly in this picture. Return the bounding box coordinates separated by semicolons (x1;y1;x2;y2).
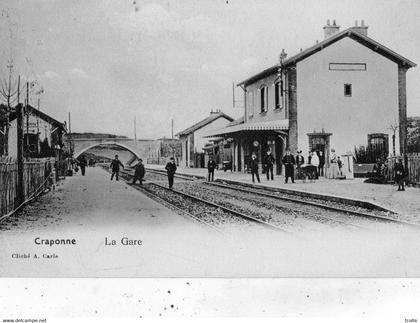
310;150;320;179
328;148;339;178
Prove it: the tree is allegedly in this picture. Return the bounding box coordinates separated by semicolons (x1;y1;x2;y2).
0;104;8;154
407;117;420;153
354;145;368;163
388;123;399;156
0;61;19;156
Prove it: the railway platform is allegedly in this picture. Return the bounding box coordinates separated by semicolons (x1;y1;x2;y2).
145;164;420;223
3;166;420;277
1;167;278;277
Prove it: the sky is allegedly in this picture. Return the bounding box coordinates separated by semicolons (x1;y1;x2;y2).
1;0;420;139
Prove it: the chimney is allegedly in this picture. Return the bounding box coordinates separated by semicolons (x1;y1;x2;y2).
323;19;340;39
352;19;368;36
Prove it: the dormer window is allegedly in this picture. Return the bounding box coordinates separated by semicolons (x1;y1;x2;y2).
260;85;268;113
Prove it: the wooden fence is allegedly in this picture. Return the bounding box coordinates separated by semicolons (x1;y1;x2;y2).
0;157;55;218
387;153;420;185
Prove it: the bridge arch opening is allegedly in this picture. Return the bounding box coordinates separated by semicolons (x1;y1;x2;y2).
74;142;141;165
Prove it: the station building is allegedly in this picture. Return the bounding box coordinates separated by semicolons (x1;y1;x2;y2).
205;20;416;175
8;105;67;160
176;110;234;168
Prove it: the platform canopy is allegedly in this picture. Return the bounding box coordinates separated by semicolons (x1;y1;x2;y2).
203;119;289;138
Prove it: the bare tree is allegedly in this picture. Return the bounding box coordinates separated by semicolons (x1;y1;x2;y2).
0;9;21;156
0;60;19;156
388;123;399;157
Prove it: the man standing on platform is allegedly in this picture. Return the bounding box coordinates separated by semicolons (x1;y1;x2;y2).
250;153;261;183
282;149;295;183
78;155;88;176
132;158;145;185
207;156;217;181
264;150;275;180
394;159;406;191
165;157;177;189
110;155;124;181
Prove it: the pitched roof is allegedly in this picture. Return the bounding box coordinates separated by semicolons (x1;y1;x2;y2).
10;105;66;130
175;112;234;136
204;119;289;138
238;27;416;87
227;116;244;127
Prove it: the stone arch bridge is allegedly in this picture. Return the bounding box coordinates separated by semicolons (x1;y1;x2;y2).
65;137;160;165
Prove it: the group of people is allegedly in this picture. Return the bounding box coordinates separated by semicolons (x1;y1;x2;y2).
249;150;276;183
248;149;333;184
109;151;409;193
72;156;97;176
108;154;177;189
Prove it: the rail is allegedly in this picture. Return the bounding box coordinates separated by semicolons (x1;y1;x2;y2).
144;166;419;229
116;167;291;234
147;181;291;233
206;181;420;229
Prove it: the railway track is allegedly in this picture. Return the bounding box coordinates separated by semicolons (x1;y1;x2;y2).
192;182;369;230
204;181;404;226
143;167;420;230
112;167;292;234
127;181;225;235
145;168;199;181
122;168;370;231
143;182;291;233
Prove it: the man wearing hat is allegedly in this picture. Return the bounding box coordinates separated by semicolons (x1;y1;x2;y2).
264;150;275;180
282;149;296;183
132;158;145;185
165;157;177;189
110;154;124;181
207;155;217;181
250;153;261;183
394;158;406;191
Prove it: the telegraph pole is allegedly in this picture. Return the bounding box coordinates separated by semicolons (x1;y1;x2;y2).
26;81;29;105
171;119;174;139
134;116;137;143
232;82;235;108
16;103;24;204
25;82;29;159
3;60;13;155
68;112;72;157
7;61;12;107
37;98;40;154
17;75;20;104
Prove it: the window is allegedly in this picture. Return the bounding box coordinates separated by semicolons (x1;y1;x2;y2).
344;84;352;97
248;91;254;117
260;85;268;113
274;81;282;109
